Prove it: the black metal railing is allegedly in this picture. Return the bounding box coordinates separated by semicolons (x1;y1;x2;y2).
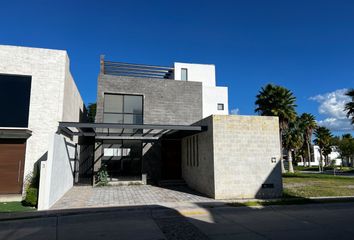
100;55;174;79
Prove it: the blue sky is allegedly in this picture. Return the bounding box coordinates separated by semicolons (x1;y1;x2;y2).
1;0;353;134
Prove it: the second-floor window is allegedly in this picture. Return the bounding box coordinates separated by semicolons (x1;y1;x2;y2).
0;74;32;127
181;68;188;81
103;93;143;124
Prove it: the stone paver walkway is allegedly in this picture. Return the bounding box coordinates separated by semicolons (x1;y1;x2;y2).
51;185;213;210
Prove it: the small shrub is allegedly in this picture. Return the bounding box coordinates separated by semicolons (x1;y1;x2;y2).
22;187;38;207
97;165;109;186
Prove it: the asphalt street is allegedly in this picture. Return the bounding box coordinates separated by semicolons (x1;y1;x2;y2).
1;202;354;240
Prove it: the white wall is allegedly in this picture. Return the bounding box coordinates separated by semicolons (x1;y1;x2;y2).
174;62;216;86
38;133;75;210
203;86;228;118
0;45;84;193
174;62;229;118
298;146;342;166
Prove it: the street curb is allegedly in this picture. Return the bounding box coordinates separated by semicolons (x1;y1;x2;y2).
0;205;162;222
1;197;354;222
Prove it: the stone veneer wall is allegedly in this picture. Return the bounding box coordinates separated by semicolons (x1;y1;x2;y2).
181;116;215;197
213;115;282;199
182;115;282;199
94;74;203;182
96;74;203;125
0;45;84;192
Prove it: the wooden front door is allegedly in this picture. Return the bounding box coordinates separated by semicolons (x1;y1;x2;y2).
0;139;26;194
161;139;182;180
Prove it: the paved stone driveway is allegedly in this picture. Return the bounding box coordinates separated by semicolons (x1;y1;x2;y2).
51;185;213;210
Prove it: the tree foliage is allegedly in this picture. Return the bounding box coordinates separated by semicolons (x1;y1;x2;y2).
299;113;317;165
337;134;354;166
345;89;354;125
255;84;297;130
87;102;97;123
282;117;305;173
314;127;333;171
255;84;297;173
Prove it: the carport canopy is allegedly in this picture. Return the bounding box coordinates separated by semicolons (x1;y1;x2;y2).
58;122;205;140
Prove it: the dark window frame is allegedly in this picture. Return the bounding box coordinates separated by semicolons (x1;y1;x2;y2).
0;73;32;128
103;93;144;124
217;103;224;111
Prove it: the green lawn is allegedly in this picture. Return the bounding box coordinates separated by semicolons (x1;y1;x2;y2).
0;202;34;213
294;166;354;173
283;173;354;198
229;173;354;208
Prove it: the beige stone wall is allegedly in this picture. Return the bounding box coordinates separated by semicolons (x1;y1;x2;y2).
0;45;84;192
212;115;282;199
182;115;282;199
182;116;215;198
62;54;84;122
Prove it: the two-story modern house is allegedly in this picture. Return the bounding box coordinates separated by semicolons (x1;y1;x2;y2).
56;56;282;206
92;56;229;184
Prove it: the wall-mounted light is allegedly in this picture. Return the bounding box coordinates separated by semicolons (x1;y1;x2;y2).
271;157;277;163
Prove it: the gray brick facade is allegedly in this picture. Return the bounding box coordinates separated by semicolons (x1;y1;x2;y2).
96;74;203;125
94;74;203;183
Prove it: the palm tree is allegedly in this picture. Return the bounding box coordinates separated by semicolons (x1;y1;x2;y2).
345;89;354;125
314;127;332;172
299;113;317;167
283;118;304;173
255;84;297;173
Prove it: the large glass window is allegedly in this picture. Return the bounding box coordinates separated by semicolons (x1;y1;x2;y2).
103;94;143;124
0;74;32;127
101;140;142;180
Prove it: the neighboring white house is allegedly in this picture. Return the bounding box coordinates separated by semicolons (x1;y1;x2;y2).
0;45;84;201
298;145;342;167
174;62;229;117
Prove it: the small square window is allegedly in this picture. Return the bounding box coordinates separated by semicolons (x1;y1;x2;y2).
217;103;224;111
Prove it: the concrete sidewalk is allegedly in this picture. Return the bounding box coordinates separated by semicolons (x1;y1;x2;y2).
1;202;354;240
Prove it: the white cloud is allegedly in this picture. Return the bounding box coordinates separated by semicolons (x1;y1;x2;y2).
316;118;352;132
230;108;240;115
310;88;352;131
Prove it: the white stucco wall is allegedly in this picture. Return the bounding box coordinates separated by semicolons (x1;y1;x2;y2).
0;45;84;192
38;134;75;210
174;62;216;86
174;62;229;118
203;86;228;118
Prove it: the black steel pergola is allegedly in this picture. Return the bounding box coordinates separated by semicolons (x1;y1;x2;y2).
101;55;174;79
58;122;205;141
